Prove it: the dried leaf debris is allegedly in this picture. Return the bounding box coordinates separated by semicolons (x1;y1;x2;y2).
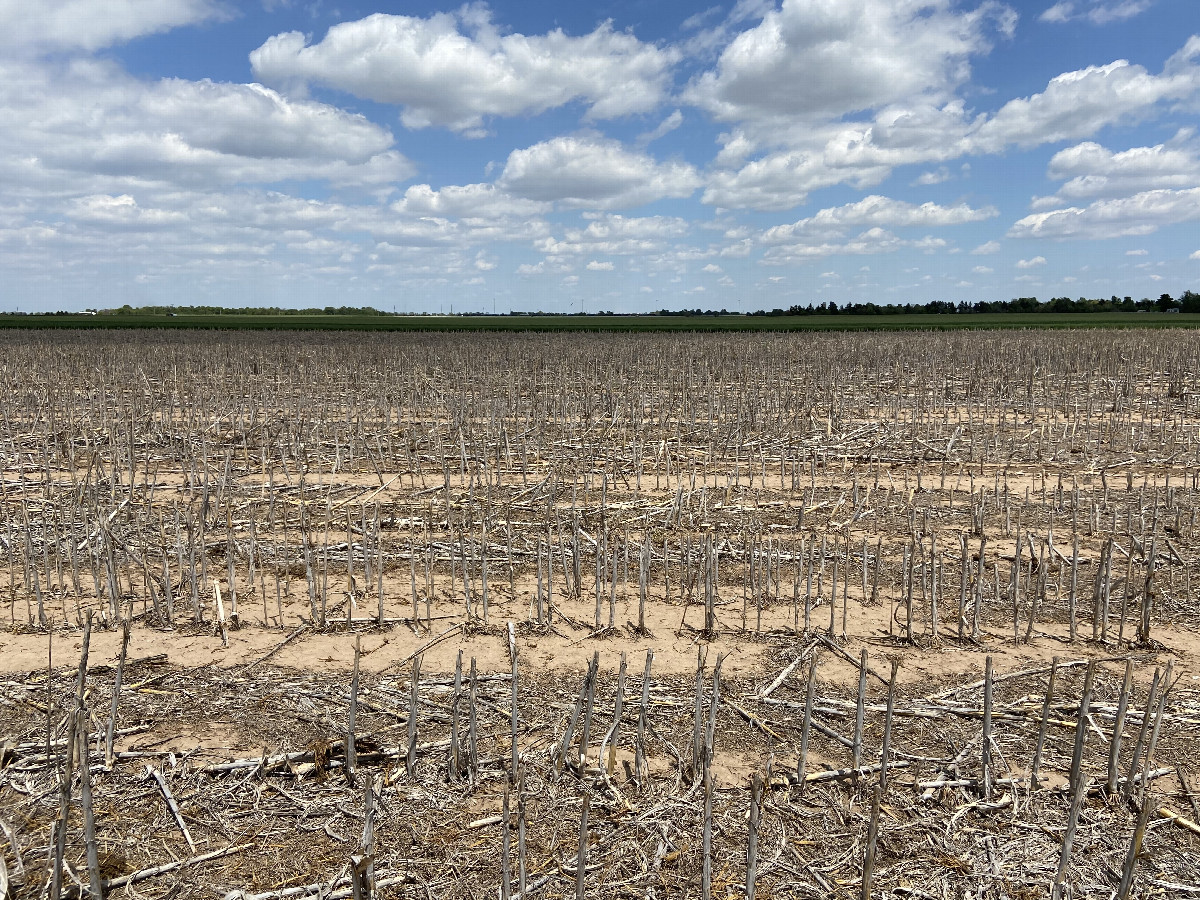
0;327;1199;898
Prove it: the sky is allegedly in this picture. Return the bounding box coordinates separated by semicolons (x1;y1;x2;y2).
1;1;1199;313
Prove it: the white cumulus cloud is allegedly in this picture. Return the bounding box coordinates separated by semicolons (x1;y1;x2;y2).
701;36;1200;211
1036;138;1200;205
1009;188;1200;239
971;40;1200;152
0;59;412;192
686;0;1015;135
761;195;996;243
394;183;550;220
1016;255;1047;267
703;148;892;211
0;0;226;54
534;214;690;256
251;8;678;134
498;137;700;209
761;227;949;263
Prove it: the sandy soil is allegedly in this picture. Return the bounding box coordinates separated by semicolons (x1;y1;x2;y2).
3;328;1200;900
5;586;1198;690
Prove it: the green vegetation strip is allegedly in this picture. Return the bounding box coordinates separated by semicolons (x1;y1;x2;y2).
2;311;1199;332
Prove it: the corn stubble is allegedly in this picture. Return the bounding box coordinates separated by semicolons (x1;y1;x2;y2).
0;326;1199;899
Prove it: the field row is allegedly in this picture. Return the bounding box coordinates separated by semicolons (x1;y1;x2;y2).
2;328;1199;898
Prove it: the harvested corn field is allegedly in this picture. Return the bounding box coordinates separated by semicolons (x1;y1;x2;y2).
2;327;1200;899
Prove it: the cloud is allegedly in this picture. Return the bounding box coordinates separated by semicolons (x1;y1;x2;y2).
685;0;1016;135
0;182;550;298
1009;188;1200;239
534;214;690;256
914;167;952;185
0;59;412;192
370;210;543;248
4;1;1196;307
285;237;360;257
140;78;396;165
702;148;892;211
971;40;1200;152
68;193;187;227
1035;138;1200;204
1039;1;1153;25
251;8;678;134
1191;249;1200;259
498;137;700;209
1039;2;1074;22
515;259;572;276
638;110;684;145
761;195;997;243
1016;255;1047;267
682;7;723;31
0;0;226;55
394;183;550;220
702;36;1200;210
1126;248;1148;255
761;227;948;263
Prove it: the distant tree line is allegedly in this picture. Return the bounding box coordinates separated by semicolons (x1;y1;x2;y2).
11;291;1199;319
737;292;1199;317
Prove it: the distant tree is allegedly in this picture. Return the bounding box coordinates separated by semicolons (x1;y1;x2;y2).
1180;290;1200;313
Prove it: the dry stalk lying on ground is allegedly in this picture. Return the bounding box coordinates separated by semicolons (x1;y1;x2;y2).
2;639;1199;898
1;326;1199;897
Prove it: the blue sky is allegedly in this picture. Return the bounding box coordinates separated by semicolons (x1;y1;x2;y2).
2;0;1198;313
